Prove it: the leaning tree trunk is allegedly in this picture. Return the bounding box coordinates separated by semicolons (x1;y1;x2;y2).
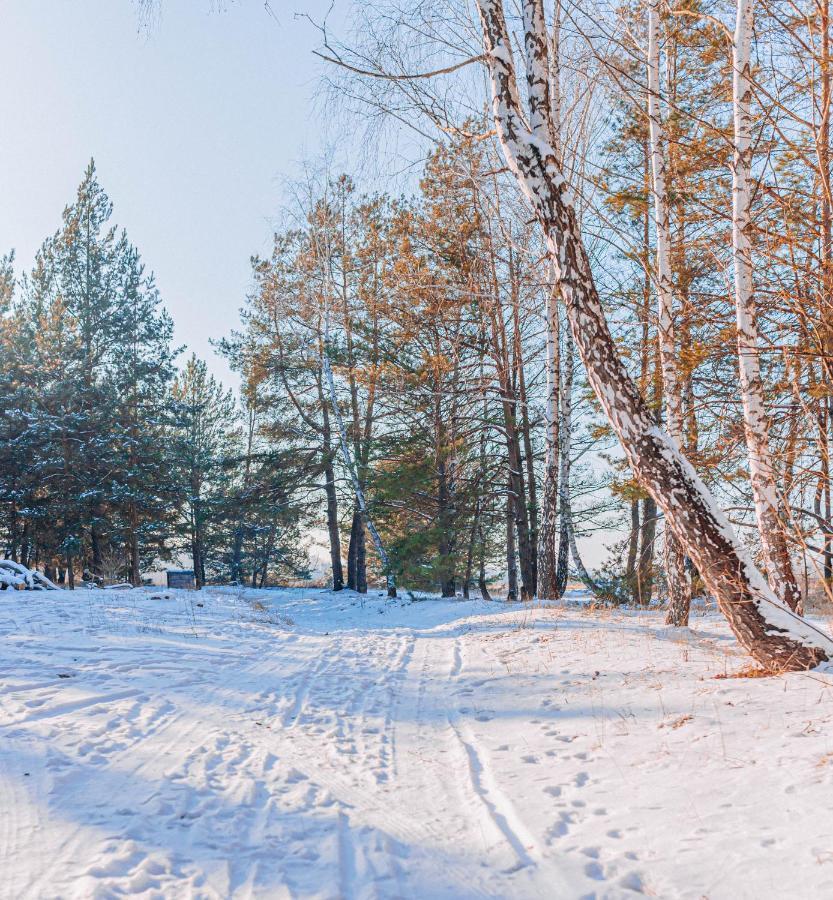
476;0;833;670
731;0;802;613
646;0;691;626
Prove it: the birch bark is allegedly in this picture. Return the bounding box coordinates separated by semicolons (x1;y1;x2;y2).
646;0;691;625
538;284;560;598
731;0;802;612
537;0;562;599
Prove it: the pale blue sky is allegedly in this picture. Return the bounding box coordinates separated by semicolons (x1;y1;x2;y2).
0;1;347;386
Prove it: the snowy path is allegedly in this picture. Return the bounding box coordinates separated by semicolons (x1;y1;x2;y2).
3;588;833;898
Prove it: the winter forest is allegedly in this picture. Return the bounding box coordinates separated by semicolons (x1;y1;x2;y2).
3;1;833;897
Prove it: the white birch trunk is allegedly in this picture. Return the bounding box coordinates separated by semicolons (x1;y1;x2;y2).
732;0;802;612
476;0;833;669
538;283;560;598
322;309;396;597
646;0;691;626
537;0;563;599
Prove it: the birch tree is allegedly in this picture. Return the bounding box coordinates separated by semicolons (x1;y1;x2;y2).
475;0;833;669
731;0;803;612
537;0;563;600
646;0;691;625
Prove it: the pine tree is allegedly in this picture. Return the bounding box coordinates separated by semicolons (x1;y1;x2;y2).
170;355;238;588
108;242;177;584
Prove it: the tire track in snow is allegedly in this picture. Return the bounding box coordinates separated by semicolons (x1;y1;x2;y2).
1;687;145;727
281;649;332;729
443;635;542;876
337;809;357;900
447;718;540;873
2;590;605;898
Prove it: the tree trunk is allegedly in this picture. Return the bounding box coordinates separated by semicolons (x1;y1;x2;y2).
511;251;538;591
191;533;202;590
192;484;205;590
647;0;691;625
324;454;344;591
491;316;535;599
231;403;256;585
819;0;833;590
555;320;574;598
638;496;657;607
20;522;31;570
438;456;456;597
731;0;802;613
478;519;492;601
322;331;395;597
320;390;344;592
538;284;560;599
476;0;833;669
127;503;140;587
506;485;518;601
462;498;481;600
539;0;563;601
90;521;103;579
347;507;367;593
8;503;19;563
822;399;833;585
626;498;640;600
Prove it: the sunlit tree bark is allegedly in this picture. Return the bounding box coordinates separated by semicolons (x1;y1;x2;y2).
646;0;691;625
731;0;802;613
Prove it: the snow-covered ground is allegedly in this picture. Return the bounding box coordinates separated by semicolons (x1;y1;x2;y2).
2;586;833;899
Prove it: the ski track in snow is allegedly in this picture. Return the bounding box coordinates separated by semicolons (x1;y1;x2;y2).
2;588;833;898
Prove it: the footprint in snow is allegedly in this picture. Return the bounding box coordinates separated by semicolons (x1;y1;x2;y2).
545;811;574;842
585;860;605;880
620;870;647;893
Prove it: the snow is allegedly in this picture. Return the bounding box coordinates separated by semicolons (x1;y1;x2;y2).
3;586;833;899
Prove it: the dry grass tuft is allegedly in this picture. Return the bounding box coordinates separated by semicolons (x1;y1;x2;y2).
715;665;775;679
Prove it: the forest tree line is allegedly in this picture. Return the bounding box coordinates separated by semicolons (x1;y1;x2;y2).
2;0;833;671
0;163;308;588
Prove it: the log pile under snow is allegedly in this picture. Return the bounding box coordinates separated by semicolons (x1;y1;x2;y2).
0;560;58;591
